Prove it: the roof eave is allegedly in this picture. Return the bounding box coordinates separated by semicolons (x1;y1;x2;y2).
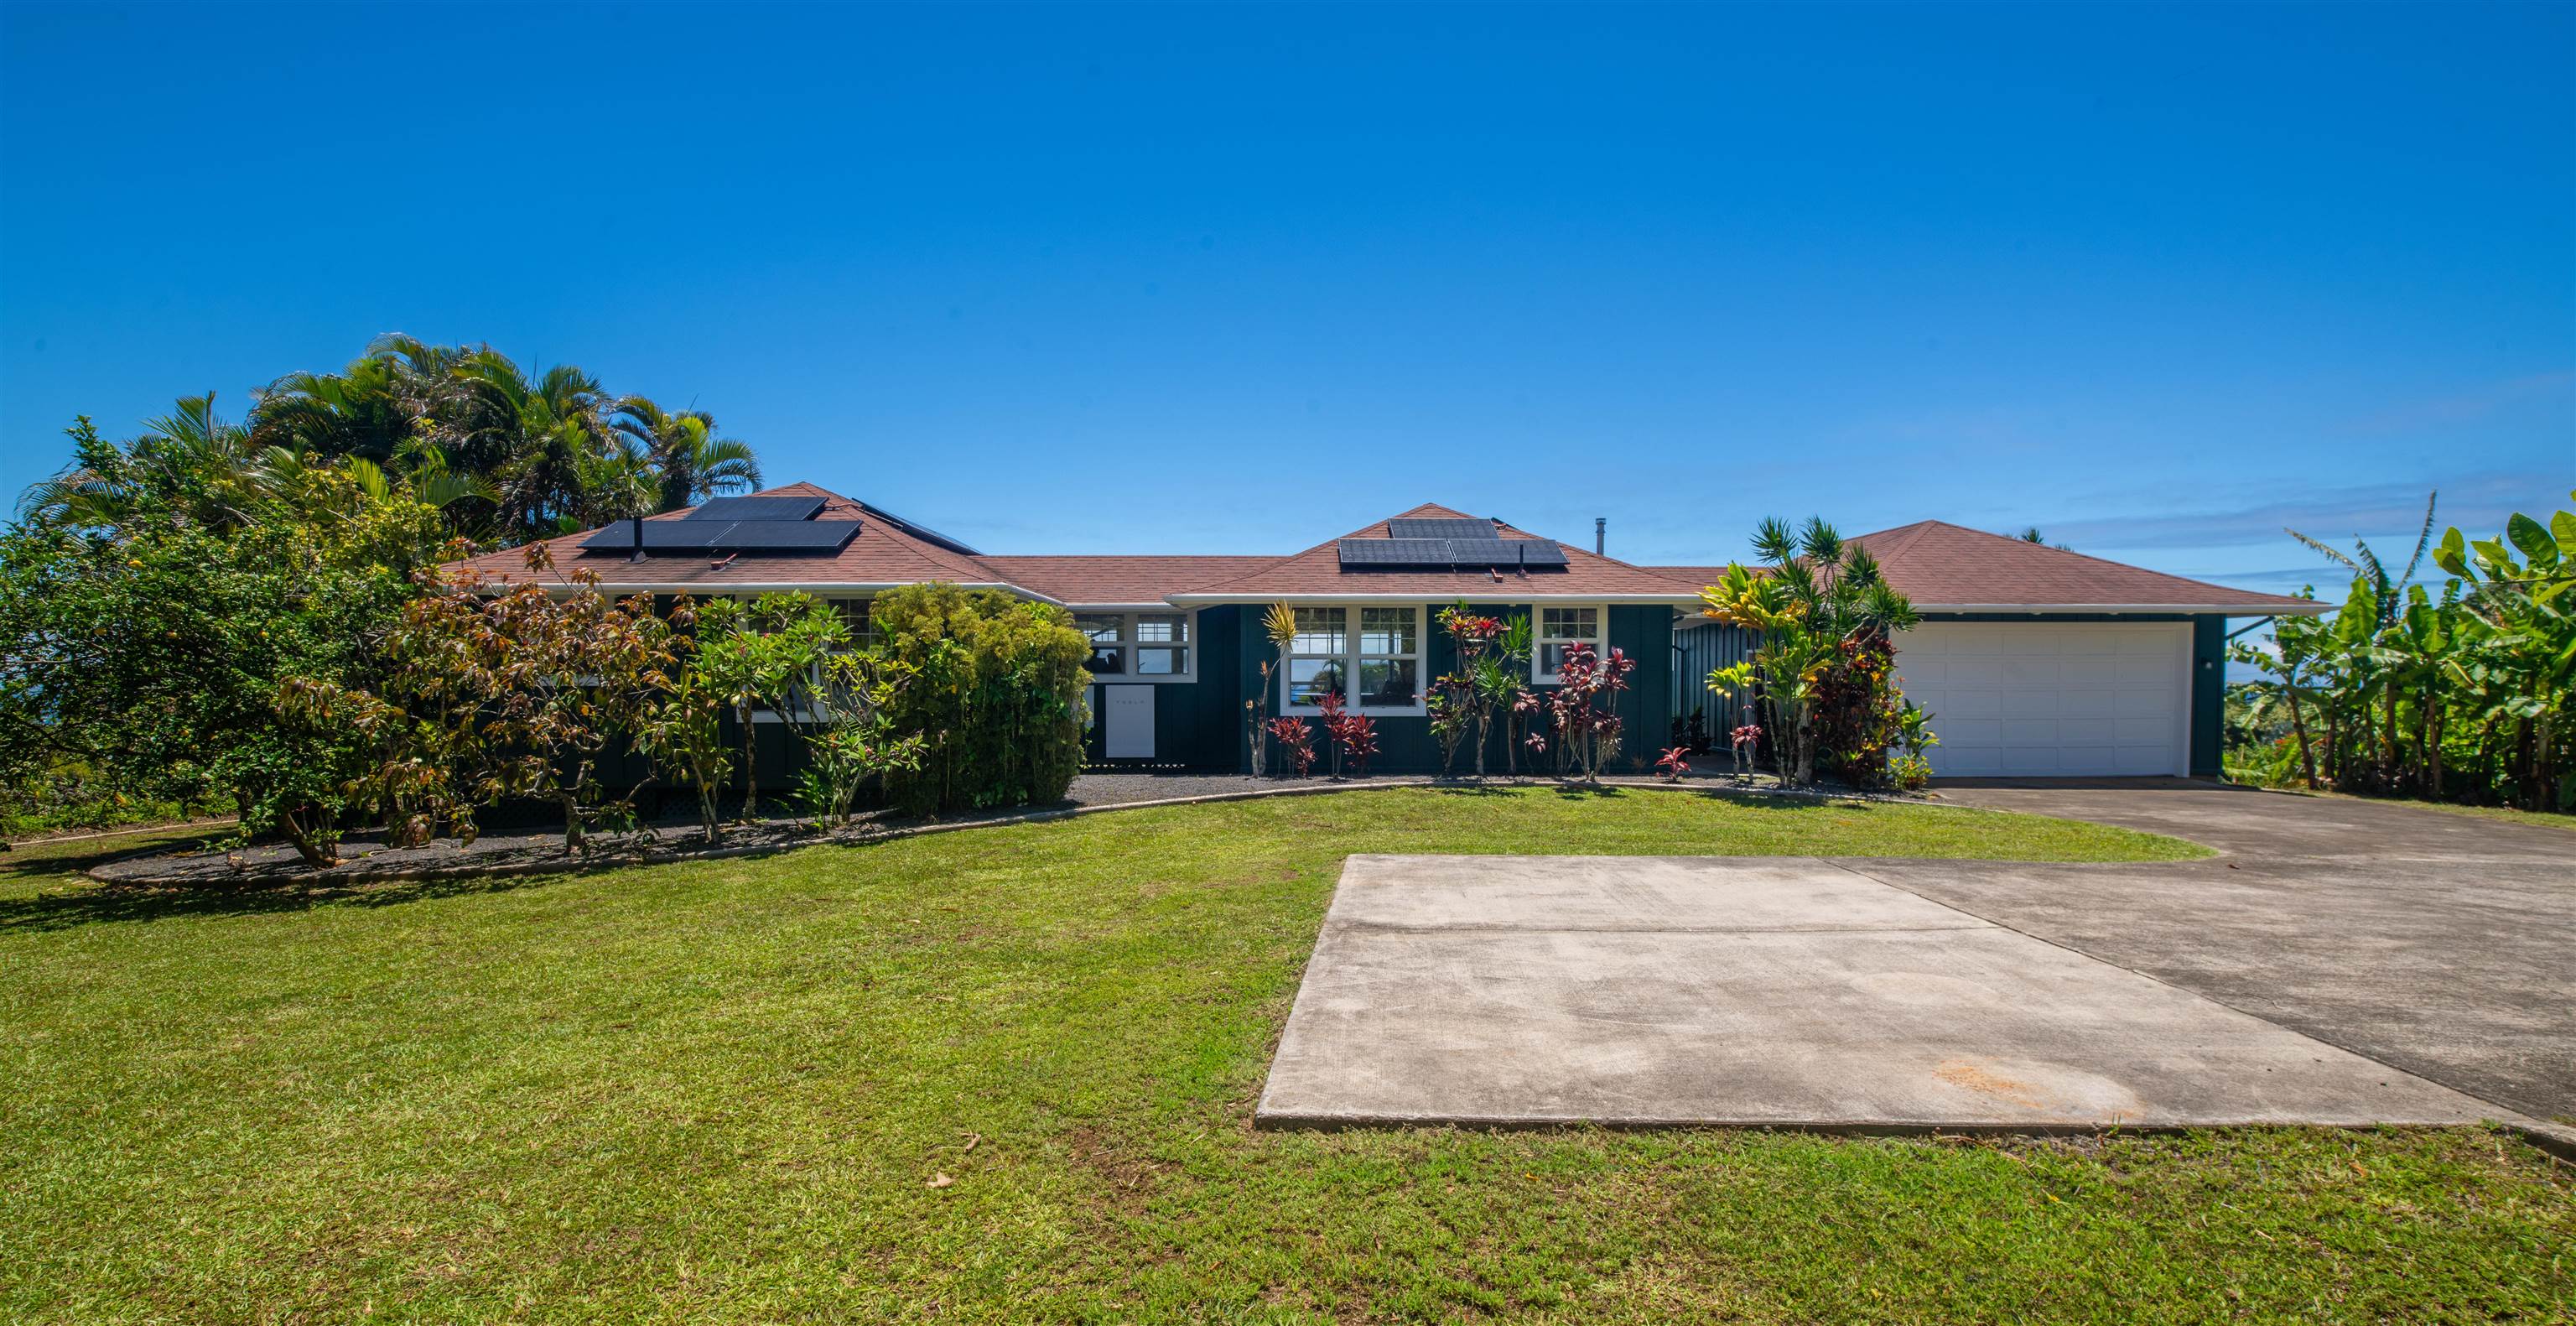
1166;590;1704;605
1914;601;2328;616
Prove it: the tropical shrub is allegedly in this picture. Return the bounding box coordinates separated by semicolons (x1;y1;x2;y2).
1700;517;1925;788
1266;715;1315;778
1654;746;1690;782
1318;692;1378;777
2231;491;2576;811
1547;641;1634;783
870;583;1090;815
0;439;441;865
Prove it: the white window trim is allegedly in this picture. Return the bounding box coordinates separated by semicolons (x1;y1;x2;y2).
1077;609;1199;684
1531;602;1608;684
1280;602;1428;717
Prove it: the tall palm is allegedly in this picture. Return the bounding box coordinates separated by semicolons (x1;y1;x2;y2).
610;397;761;512
442;349;613;542
18;393;291;534
249;353;421;466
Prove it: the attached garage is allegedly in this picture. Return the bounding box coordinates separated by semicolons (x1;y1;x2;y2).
1893;621;2192;777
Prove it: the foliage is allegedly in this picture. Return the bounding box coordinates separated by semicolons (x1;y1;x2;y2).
1249;601;1299;775
1317;692;1378;777
870;583;1091;814
1265;715;1315;777
247;335;762;545
1547;641;1634;783
0;452;440;866
1889;751;1935;792
2231;491;2575;812
631;614;736;845
1654;746;1691;782
789;659;927;829
1701;516;1925;788
1430;602;1529;779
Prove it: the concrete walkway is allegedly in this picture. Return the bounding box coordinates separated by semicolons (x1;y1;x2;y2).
1259;784;2576;1136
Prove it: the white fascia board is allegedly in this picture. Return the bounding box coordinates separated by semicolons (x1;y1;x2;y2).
1165;591;1701;606
1915;602;2331;616
478;579;1069;607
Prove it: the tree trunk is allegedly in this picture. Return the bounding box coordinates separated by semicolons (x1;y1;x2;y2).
738;699;759;821
2284;681;2319;789
278;806;337;868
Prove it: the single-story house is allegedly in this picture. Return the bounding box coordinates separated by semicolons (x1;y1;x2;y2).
447;484;2323;780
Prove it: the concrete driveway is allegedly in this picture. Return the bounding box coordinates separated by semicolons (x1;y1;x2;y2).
1257;783;2576;1135
1901;781;2576;1124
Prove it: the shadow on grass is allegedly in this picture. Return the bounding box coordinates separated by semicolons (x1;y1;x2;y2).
0;870;564;932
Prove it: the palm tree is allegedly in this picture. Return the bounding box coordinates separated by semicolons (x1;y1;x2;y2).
440;349;614;543
18;393;292;535
249;354;420;466
610;397;762;512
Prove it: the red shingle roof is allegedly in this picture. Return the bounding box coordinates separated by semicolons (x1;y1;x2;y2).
441;482;1016;594
440;488;2314;614
1166;503;1706;601
979;556;1280;606
1645;520;2321;614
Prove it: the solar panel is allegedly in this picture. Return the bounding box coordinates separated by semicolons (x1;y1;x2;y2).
1387;517;1497;540
1336;538;1571;568
683;495;826;523
580;518;862;554
1337;538;1457;566
1458;538;1570;566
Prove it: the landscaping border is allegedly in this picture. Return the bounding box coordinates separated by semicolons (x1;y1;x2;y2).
81;777;1929;887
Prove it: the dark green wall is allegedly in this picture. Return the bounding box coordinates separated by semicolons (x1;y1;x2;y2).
1198;601;1678;776
1082;605;1243;768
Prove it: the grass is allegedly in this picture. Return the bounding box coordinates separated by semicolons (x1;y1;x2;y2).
2226;782;2576;834
3;788;2565;1323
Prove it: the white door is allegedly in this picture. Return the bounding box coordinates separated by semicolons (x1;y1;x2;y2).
1104;685;1156;759
1892;622;2189;777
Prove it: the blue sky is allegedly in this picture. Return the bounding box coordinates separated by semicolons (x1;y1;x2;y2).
3;2;2569;613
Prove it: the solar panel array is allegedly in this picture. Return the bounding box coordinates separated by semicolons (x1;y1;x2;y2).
580;518;863;554
1336;537;1571;569
684;495;826;523
1387;517;1498;540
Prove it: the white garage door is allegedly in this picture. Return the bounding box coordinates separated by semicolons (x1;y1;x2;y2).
1893;622;2190;777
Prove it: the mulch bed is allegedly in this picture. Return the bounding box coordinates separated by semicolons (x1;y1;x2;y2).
82;769;1920;887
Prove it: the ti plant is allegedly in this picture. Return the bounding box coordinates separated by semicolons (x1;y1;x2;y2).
1697;517;1923;788
1251;601;1298;776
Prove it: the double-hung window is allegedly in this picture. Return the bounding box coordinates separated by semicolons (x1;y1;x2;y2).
1283;604;1423;714
1078;611;1194;681
1535;605;1604;683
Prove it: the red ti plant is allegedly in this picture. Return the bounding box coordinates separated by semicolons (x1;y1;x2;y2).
1547;641;1635;783
1265;715;1315;778
1655;746;1691;782
1318;692;1379;778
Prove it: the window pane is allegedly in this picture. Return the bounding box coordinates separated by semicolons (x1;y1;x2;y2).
1360;607;1416;655
1135;614;1187;644
1541;606;1598;640
1291;607;1346;654
1287;657;1344;705
1540;642;1571;675
1358;658;1417;706
1076;614;1126;646
1136;646;1185;675
1088;646;1126;675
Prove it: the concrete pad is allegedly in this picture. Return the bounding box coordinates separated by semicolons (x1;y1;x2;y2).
1256;855;2504;1131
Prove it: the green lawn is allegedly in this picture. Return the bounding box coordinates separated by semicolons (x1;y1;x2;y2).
3;788;2565;1323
